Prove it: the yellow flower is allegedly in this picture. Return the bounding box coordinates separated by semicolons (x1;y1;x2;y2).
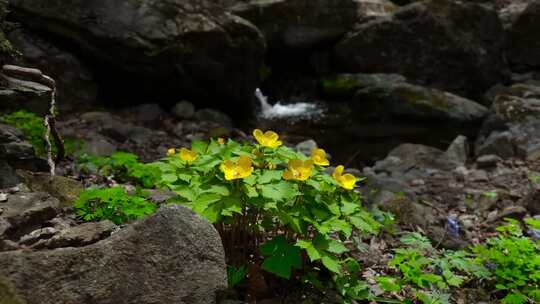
253;129;282;148
311;148;329;166
218;138;225;145
283;159;313;181
167;148;176;156
332;165;357;190
179;148;198;163
220;155;254;180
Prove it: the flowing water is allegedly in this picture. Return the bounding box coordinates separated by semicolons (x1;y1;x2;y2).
254;89;480;168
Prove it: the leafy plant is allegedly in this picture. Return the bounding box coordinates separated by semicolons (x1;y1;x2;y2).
378;233;481;304
472;219;540;304
1;110;48;156
227;265;248;288
77;151;160;188
74;187;156;224
153;129;386;300
1;110;83;156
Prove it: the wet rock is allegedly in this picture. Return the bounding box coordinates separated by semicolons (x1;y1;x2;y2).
172;100;196;120
476;154;503;169
334;0;508;98
322;74;488;123
7;27;98;113
507;0;540;67
227;0;396;51
10;0;265;116
0;205;227;304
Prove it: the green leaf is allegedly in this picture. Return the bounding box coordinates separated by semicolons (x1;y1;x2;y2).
258;170;283;184
377;276;401;292
321;255;341;274
260;235;302;279
259;181;299;202
191;140;208;154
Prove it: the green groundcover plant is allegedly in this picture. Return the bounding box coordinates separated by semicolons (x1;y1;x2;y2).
1;110;82;156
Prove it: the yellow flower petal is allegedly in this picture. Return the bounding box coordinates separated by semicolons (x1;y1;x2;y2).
180;148;198;163
311;148;330;166
282;170;295;180
167;148;176;156
333;165;344;181
253;129;282;148
220;157;254;180
340;174;357;190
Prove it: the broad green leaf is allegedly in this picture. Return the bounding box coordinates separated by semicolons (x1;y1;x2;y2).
321;254;341;274
260;235;302;279
259;181;299;202
258;170;283;184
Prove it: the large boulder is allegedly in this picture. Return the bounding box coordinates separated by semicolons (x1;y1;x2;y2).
321;73;488;123
507;0;540;68
334;0;509;98
0;205;227;304
227;0;396;51
10;0;266;117
7;28;99;113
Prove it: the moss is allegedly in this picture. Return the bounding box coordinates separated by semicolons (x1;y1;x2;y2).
0;276;26;304
321;76;361;99
393;86;450;113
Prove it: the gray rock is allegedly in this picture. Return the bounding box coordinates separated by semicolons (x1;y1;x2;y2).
295;139;318;156
228;0;396;51
488;205;528;222
476;154;502;169
444;135;469;165
172;100;196;119
0;205;227;304
10;0;265;115
467;170;489;182
322;74;488;123
0;192;60;240
41;220;117;249
195;109;233;128
0;161;19;189
83;134;117;156
475;131;515;158
334;0;509;98
0;73;52;116
132;103;165;124
18;227;57;246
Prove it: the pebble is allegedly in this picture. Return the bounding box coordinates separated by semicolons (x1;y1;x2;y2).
0;193;7;202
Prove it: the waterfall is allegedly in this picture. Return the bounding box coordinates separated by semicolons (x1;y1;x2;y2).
254;88;323;120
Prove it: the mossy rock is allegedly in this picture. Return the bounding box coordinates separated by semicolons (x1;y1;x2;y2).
0;276;26;304
16;171;84;207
